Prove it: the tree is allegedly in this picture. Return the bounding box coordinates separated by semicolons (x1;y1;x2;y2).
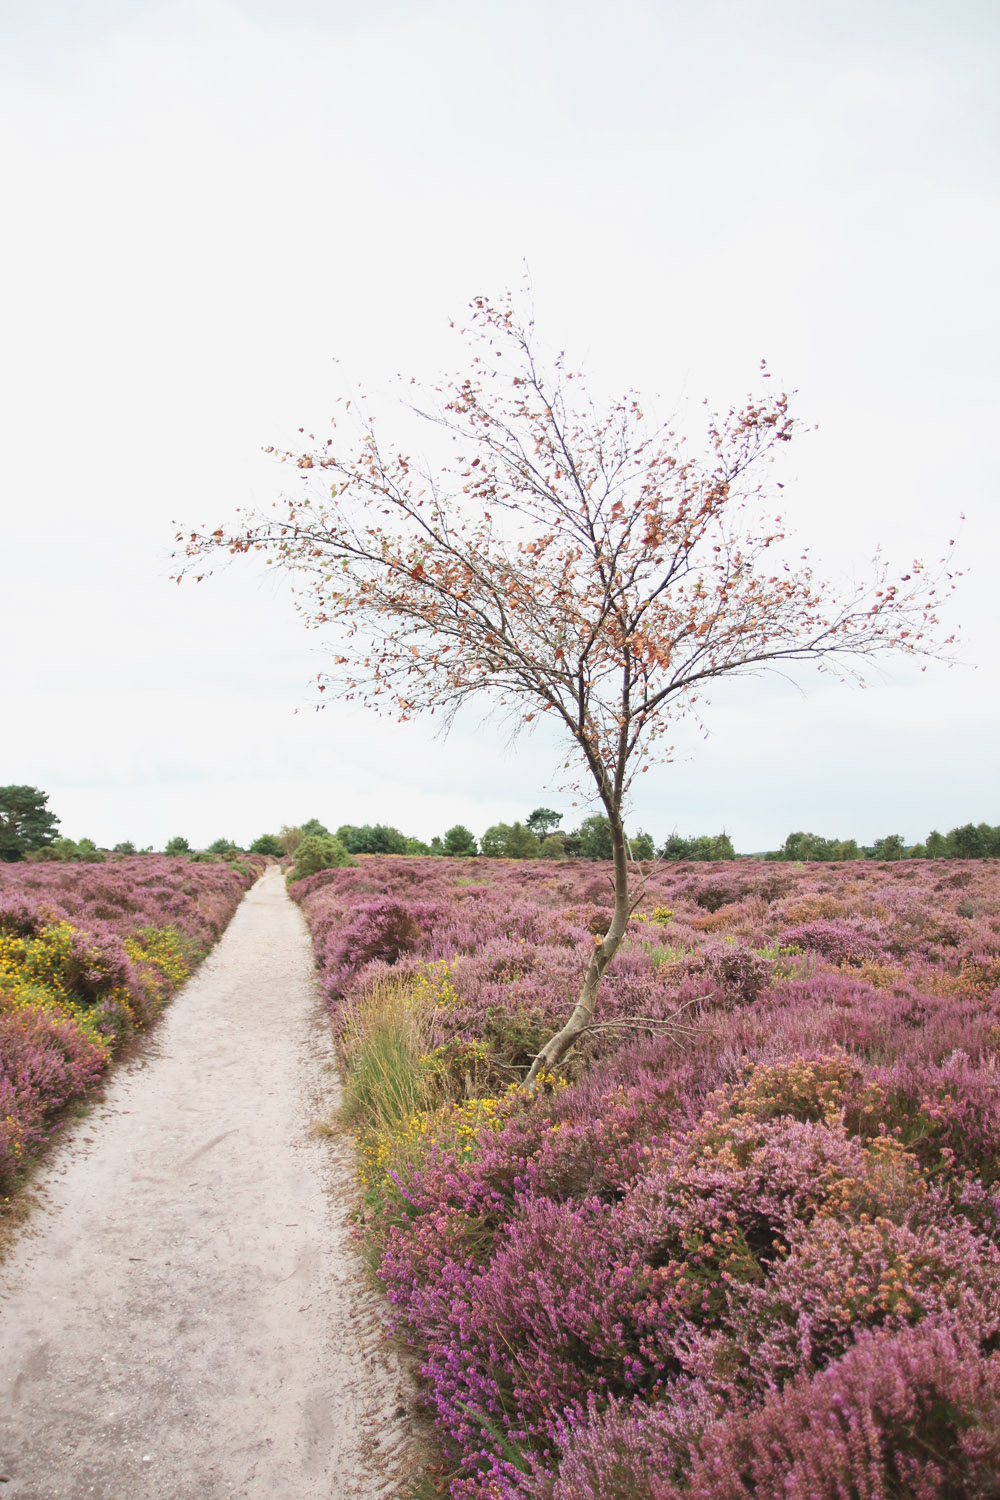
300;817;330;839
288;833;356;880
112;840;137;855
178;292;955;1081
925;829;947;859
526;807;562;838
164;835;190;856
948;823;984;859
443;823;477;857
628;830;657;861
337;822;409;855
0;785;60;862
871;833;905;862
250;833;283;856
576;813;614;861
481;821;540;858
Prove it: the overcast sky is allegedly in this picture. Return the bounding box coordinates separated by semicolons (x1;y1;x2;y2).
2;0;997;852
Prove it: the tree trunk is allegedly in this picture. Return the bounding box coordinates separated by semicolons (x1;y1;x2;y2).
524;808;631;1084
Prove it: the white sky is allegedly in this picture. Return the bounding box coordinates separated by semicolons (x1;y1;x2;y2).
1;0;997;852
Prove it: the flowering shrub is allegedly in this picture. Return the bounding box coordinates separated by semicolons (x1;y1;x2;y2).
294;855;1000;1497
0;856;261;1197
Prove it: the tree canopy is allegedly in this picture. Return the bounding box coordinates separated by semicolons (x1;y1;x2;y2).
0;785;60;862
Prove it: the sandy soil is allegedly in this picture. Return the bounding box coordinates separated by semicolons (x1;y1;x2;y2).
0;866;415;1499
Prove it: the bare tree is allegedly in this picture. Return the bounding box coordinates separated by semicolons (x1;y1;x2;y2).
177;292;956;1081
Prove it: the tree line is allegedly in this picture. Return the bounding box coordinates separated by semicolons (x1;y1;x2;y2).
3;786;997;866
765;824;1000;862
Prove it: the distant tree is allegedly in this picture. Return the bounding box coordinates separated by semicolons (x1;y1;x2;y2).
206;837;239;855
948;823;984;859
526;807;562;838
977;822;1000;857
404;836;432;855
662;831;735;861
443;824;478;857
661;832;693;861
776;831;835;862
870;834;905;862
539;832;571;858
506;822;541;858
482;821;540;858
300;818;330;839
831;839;860;861
278;825;304;857
0;785;60;862
250;833;283;856
576;814;614;862
288;833;356;881
112;840;137;855
908;842;928;859
628;830;656;861
180;291;956;1081
76;838;103;861
429;835;445;855
480;823;511;858
337;822;409;855
164;835;191;856
925;829;948;859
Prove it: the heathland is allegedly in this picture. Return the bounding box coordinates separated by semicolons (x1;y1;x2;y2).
294;852;1000;1500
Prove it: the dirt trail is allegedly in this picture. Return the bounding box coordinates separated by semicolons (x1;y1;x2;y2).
0;866;413;1499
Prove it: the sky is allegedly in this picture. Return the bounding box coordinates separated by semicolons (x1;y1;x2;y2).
1;0;997;853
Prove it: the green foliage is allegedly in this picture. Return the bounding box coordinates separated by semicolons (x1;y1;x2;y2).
480;822;541;859
576;813;613;861
443;824;478;857
288;833;357;881
629;830;656;861
539;833;571;859
278;824;304;857
662;830;736;861
32;837;104;863
404;836;432;855
429;836;445;855
249;833;283;856
300;817;331;838
870;833;905;861
337;823;410;855
0;785;60;862
205;837;240;856
112;840;136;855
163;836;190;856
526;807;562;838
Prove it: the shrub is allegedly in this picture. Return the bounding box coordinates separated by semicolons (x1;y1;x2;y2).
288;833;356;881
657;1324;1000;1500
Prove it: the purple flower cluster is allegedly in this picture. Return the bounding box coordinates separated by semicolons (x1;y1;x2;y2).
0;856;262;1193
294;855;1000;1496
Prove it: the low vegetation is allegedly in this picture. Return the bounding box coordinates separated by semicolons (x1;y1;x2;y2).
0;855;263;1215
294;853;1000;1500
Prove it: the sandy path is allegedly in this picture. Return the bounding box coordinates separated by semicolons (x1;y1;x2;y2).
0;866;412;1499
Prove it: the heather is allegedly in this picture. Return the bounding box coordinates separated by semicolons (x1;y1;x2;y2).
294;854;1000;1497
0;855;262;1198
